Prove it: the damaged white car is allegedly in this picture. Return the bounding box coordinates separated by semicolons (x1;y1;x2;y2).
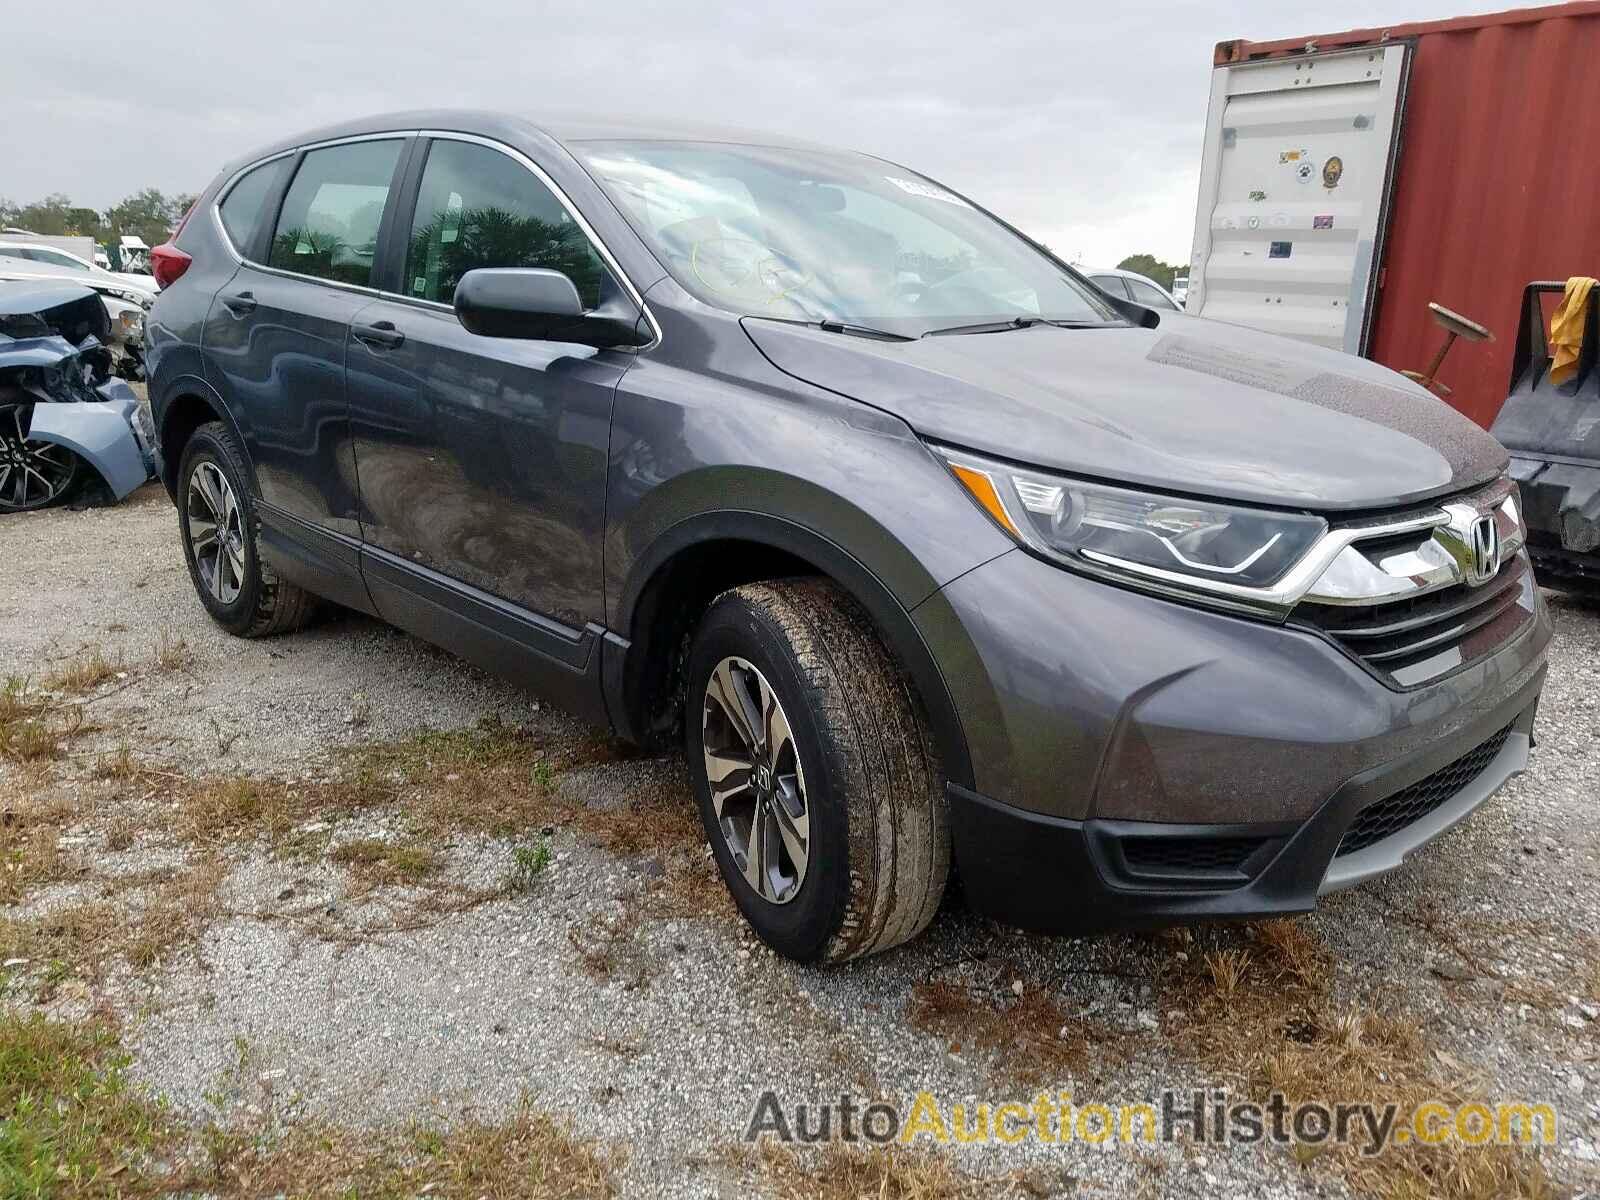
0;281;160;512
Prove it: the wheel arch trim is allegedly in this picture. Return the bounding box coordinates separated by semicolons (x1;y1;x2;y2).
151;373;253;499
606;509;974;789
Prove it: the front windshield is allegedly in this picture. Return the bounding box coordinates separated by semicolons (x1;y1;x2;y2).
571;140;1120;336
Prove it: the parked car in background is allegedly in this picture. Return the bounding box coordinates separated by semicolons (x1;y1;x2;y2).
1171;272;1189;306
1077;264;1184;311
0;258;149;379
149;111;1547;965
0;280;159;511
0;241;158;296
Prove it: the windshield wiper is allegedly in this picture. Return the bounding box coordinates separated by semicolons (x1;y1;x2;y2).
816;318;913;342
921;316;1043;337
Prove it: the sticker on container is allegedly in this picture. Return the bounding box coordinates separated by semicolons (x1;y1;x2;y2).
1269;241;1293;259
1313;215;1335;230
1278;149;1307;163
1296;162;1315;185
884;176;971;207
1322;156;1344;189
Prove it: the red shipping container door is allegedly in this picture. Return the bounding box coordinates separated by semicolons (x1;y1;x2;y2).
1199;2;1600;427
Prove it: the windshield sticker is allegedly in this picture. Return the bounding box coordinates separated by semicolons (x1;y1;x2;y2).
1269;241;1293;258
1314;215;1335;230
884;176;972;208
1322;156;1344;189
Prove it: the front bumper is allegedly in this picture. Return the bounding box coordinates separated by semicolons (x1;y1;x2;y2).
1509;454;1600;591
914;547;1550;934
946;676;1540;934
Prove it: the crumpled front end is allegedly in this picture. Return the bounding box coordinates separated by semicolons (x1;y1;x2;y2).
1492;280;1600;593
0;281;160;509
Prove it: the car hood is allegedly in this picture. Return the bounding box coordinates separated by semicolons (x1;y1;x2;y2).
741;312;1508;511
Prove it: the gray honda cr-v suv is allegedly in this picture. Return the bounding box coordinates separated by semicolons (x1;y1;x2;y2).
147;111;1550;963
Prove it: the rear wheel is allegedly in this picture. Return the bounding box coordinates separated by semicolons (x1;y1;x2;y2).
0;405;84;513
685;579;950;963
178;421;317;637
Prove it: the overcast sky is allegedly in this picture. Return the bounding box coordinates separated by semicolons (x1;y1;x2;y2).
4;0;1509;267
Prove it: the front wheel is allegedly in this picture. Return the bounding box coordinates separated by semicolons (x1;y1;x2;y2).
0;405;83;513
685;579;950;963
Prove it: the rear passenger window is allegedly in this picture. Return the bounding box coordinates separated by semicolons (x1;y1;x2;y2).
218;158;291;256
1126;278;1179;311
268;140;402;287
403;139;606;309
1091;274;1132;299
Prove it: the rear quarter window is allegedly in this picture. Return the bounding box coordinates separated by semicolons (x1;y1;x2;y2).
218;158;292;258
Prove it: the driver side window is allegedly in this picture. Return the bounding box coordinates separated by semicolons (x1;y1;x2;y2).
404;140;606;309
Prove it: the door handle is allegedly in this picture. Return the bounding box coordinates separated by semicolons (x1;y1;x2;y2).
352;321;405;349
221;291;256;315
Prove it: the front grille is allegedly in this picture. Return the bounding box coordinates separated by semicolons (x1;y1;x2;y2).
1335;723;1514;856
1294;554;1533;688
1121;836;1267;876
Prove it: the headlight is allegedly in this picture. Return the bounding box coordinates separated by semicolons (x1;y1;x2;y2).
934;445;1328;606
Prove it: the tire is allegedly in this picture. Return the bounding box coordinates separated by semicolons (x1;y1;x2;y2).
685;578;950;963
177;421;317;637
0;404;85;513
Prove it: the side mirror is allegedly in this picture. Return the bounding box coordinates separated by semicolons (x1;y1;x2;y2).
452;267;646;348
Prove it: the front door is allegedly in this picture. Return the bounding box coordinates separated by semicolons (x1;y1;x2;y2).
343;136;629;703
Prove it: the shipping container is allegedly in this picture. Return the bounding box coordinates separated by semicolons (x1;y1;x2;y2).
1186;1;1600;427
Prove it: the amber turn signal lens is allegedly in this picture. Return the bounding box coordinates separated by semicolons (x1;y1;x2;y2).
948;463;1022;539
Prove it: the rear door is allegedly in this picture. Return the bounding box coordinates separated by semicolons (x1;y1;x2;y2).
1187;45;1410;353
202;136;407;559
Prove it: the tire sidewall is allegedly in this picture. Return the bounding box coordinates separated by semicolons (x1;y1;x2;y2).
177;426;262;635
685;597;851;962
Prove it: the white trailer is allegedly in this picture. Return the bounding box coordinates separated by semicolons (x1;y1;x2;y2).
1186;45;1409;354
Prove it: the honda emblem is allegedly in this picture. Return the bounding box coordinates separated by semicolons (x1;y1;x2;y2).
1467;514;1500;585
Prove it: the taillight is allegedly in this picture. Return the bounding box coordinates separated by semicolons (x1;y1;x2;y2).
150;242;192;290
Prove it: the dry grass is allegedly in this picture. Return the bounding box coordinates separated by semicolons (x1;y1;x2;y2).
906;977;1125;1089
200;1100;619;1198
725;1141;1053;1200
1167;918;1556;1199
330;838;441;885
0;786;82;903
89;743;137;781
0;856;225;982
567;911;653;988
0;1012;616;1199
152;629;195;673
43;647;122;696
0;680;89;763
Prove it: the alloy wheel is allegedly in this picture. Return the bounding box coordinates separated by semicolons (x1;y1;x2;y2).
187;461;246;605
0;406;78;511
702;656;810;904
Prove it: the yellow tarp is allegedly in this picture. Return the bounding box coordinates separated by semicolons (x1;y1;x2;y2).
1549;275;1598;385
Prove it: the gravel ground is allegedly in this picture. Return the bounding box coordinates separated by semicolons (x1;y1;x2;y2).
1;483;1597;1199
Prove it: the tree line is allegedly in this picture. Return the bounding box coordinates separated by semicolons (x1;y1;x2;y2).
0;189;199;251
1116;253;1185;290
